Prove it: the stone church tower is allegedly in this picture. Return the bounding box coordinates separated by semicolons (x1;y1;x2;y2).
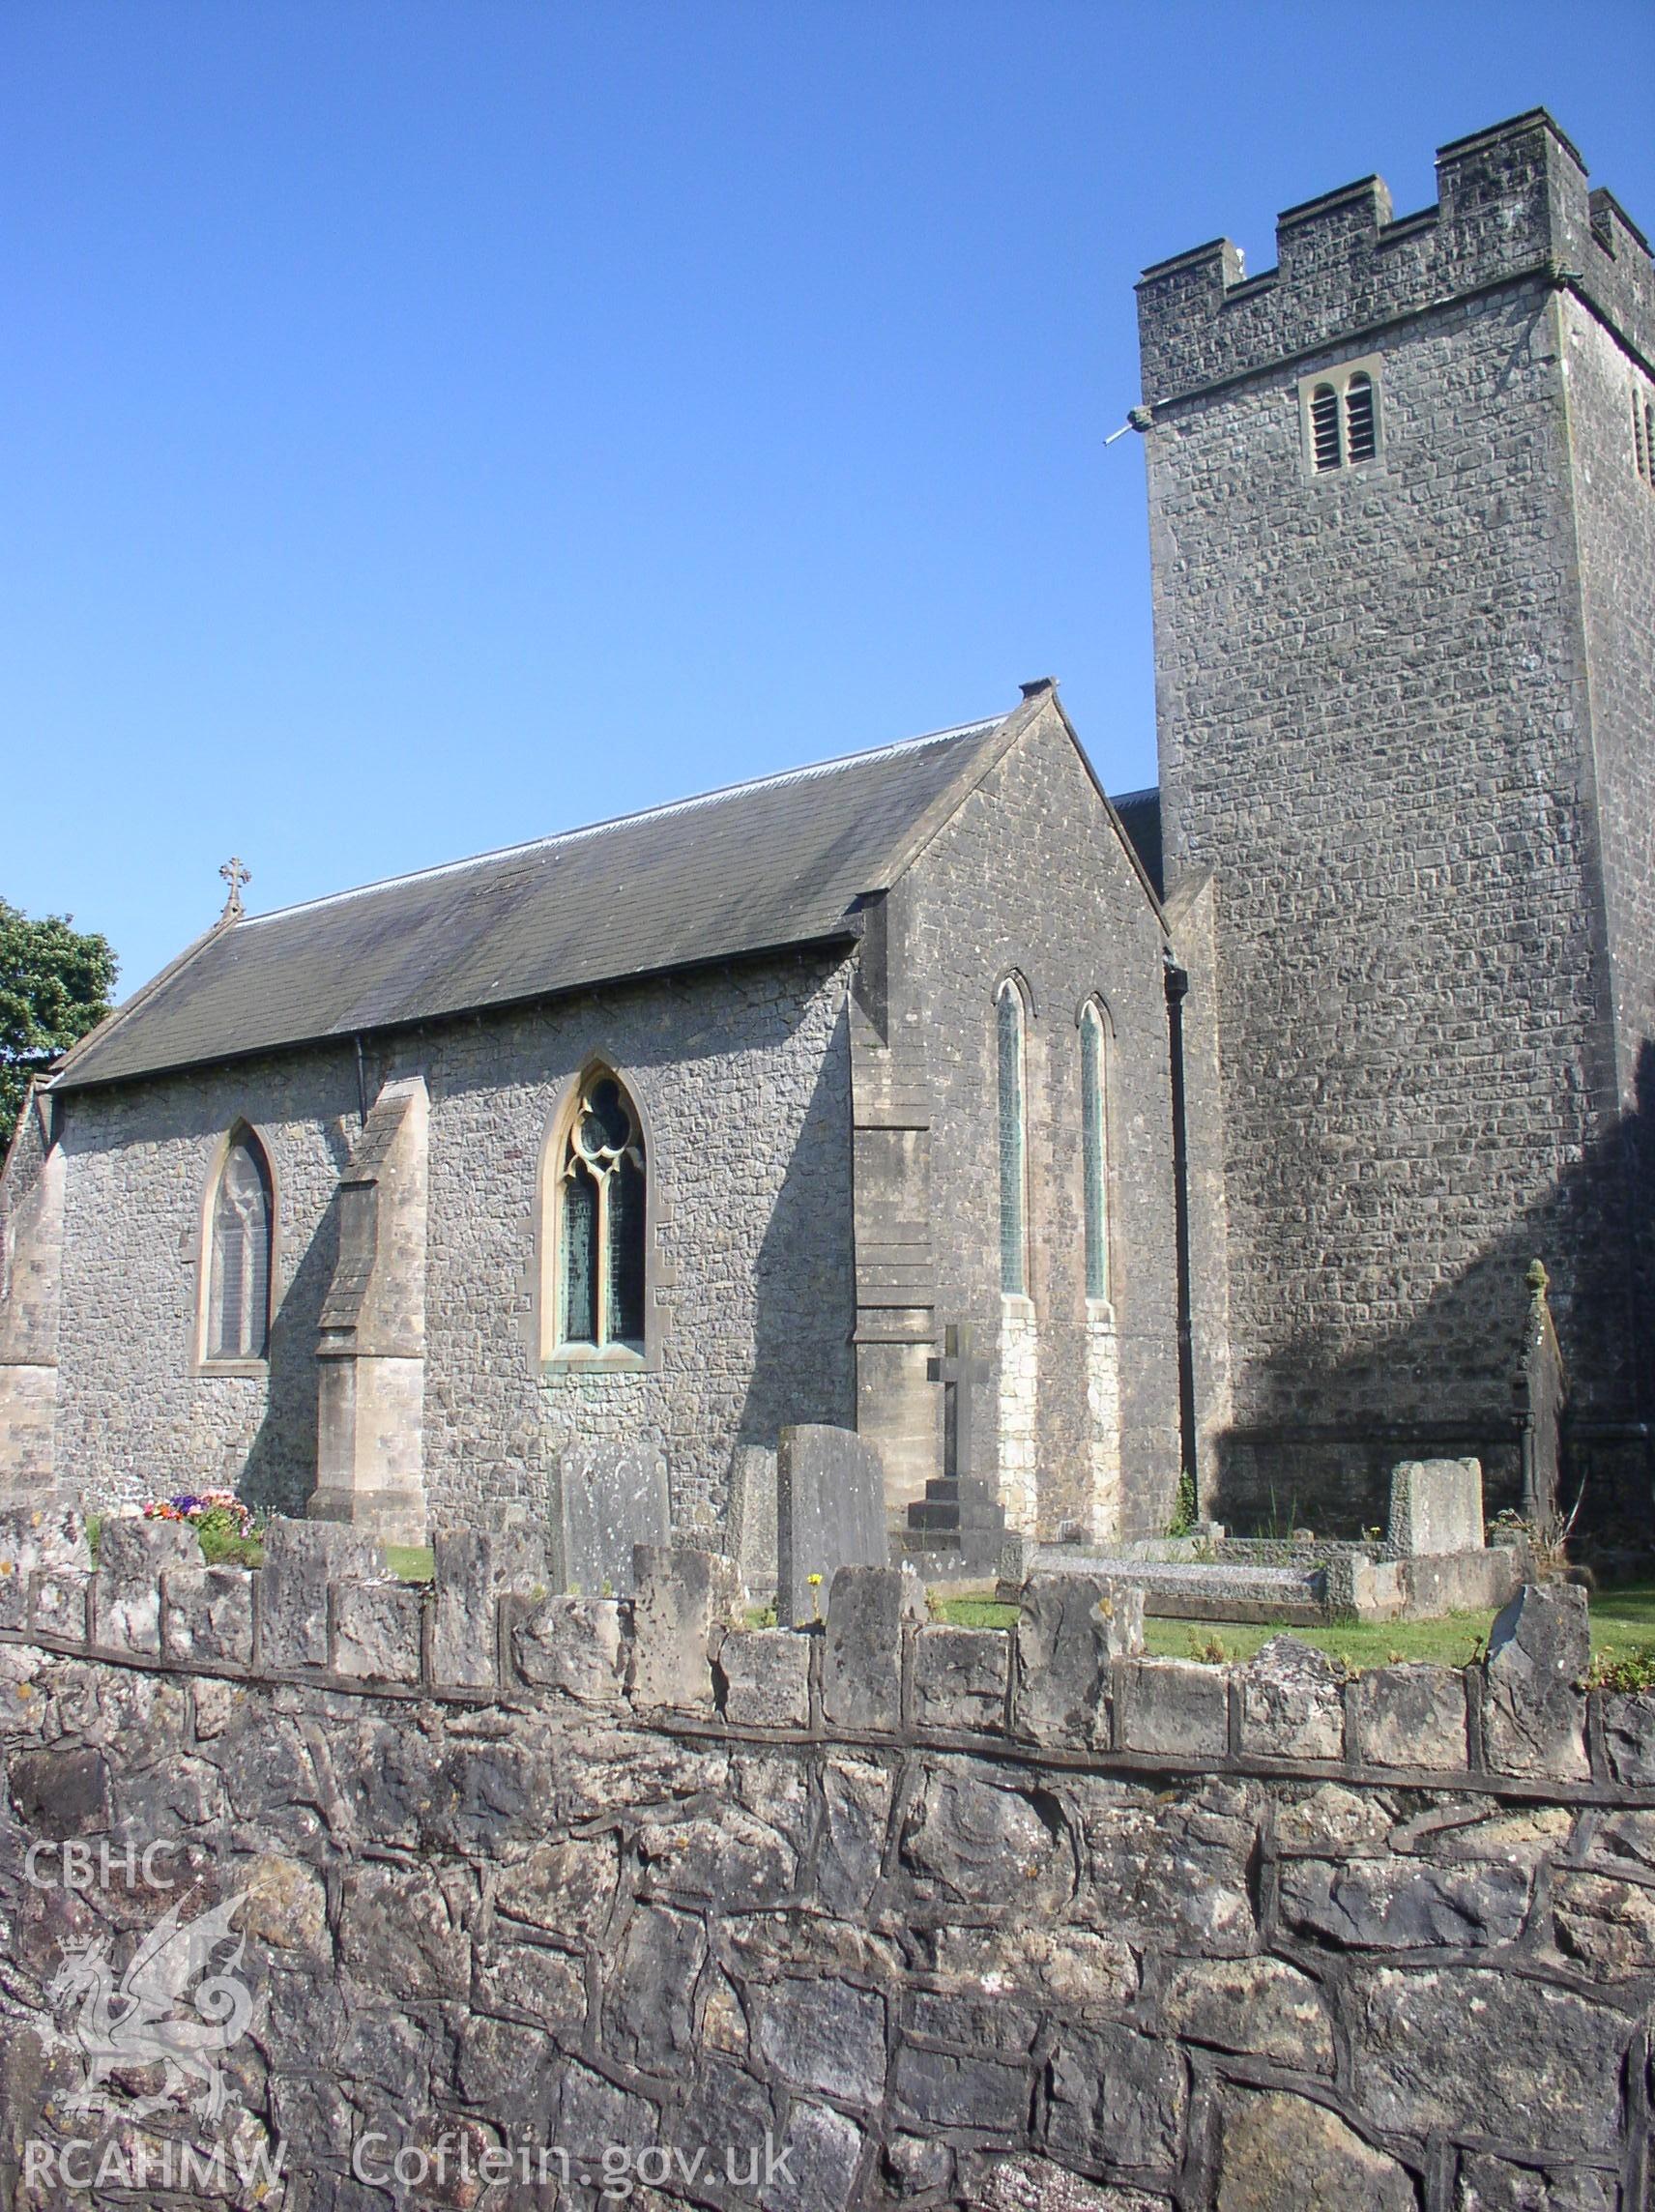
1137;111;1655;1535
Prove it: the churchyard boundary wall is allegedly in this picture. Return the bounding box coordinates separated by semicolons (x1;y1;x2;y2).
0;1508;1650;2209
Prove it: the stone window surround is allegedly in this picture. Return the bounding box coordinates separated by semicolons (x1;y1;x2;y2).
1297;351;1384;479
1077;993;1118;1324
1634;376;1655;488
189;1121;280;1379
536;1057;662;1376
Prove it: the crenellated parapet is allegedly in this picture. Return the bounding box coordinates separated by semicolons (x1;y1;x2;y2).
1137;109;1655;406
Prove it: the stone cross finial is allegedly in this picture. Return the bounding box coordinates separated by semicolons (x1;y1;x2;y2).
218;857;251;922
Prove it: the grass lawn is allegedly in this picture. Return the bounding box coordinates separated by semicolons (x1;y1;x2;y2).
934;1582;1655;1677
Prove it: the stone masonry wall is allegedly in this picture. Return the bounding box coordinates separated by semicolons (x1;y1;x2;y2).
2;1509;1648;2211
1562;291;1655;1438
896;700;1183;1540
0;1093;65;1491
1138;117;1653;1531
46;949;857;1535
54;1045;361;1515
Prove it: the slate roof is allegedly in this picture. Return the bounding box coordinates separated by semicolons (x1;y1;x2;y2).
53;712;1018;1091
1111;786;1164;899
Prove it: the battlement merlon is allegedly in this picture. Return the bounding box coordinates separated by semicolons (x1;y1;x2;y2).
1136;109;1655;408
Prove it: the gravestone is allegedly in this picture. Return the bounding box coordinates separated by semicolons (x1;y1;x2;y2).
1387;1459;1484;1557
727;1443;779;1599
551;1445;670;1598
776;1424;889;1628
1519;1260;1569;1527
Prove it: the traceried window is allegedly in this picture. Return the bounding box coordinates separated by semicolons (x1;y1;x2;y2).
556;1070;647;1352
997;978;1030;1296
1080;1001;1113;1305
206;1130;273;1362
1302;359;1382;474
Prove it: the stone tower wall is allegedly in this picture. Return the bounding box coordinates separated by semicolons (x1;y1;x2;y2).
1560;288;1655;1439
1137;112;1655;1531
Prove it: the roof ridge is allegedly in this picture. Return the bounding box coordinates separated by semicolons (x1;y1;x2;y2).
236;714;1006;932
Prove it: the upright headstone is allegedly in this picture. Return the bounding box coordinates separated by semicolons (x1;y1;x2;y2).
776;1424;888;1629
1519;1259;1569;1528
727;1443;779;1599
1387;1458;1484;1557
551;1445;670;1597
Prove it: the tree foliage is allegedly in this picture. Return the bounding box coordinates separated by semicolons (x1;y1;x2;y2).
0;900;117;1156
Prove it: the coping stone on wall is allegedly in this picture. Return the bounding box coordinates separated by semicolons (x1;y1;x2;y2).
431;1528;549;1690
630;1545;740;1713
93;1514;200;1656
823;1562;924;1732
0;1500;86;1630
258;1517;384;1670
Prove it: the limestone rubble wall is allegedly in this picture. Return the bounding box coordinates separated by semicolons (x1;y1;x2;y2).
0;1511;1650;2210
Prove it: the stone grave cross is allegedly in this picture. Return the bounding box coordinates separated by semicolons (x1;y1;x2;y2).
928;1322;990;1479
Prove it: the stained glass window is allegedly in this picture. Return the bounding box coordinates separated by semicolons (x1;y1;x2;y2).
998;980;1027;1296
208;1131;273;1361
557;1069;647;1352
563;1160;600;1345
1081;1003;1110;1303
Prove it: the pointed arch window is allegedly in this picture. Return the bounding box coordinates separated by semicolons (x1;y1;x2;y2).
206;1130;274;1362
555;1069;647;1353
1080;1000;1113;1305
997;978;1030;1297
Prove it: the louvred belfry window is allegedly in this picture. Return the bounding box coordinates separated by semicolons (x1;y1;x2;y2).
1302;361;1382;473
1311;384;1342;472
558;1071;647;1351
1345;371;1378;463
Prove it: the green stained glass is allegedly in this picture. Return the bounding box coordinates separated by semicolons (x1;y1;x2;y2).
607;1153;647;1345
1082;1007;1108;1301
998;985;1025;1295
562;1162;599;1344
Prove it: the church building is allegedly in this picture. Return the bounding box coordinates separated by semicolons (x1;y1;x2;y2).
2;109;1651;1552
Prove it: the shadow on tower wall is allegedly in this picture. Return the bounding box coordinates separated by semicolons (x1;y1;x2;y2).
1210;1040;1654;1553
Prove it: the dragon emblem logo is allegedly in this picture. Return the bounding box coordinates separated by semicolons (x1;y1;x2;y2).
46;1884;257;2123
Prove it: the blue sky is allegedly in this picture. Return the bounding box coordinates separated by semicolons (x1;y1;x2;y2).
5;3;1652;995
